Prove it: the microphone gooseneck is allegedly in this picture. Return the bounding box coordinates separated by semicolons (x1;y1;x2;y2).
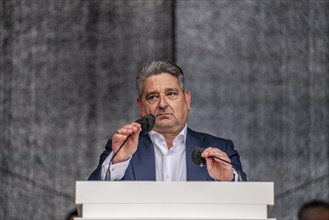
105;114;155;180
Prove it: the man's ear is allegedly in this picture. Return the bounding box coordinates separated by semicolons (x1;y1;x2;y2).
137;97;142;116
184;90;191;111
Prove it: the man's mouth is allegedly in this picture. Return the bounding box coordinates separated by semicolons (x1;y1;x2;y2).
156;113;172;118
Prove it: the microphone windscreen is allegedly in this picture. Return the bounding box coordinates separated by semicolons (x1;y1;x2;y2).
191;147;206;166
135;114;155;133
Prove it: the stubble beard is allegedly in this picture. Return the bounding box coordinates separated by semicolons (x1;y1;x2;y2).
153;117;186;134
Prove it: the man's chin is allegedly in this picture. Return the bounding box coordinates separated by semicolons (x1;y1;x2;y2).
154;122;176;131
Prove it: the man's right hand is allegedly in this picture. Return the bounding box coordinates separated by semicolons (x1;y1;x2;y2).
111;122;142;164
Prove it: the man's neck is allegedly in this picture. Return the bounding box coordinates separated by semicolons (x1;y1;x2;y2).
151;125;187;149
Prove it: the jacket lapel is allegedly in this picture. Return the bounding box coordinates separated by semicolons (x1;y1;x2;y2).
131;134;156;180
186;128;210;181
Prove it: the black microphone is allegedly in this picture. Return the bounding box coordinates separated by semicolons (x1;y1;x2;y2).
105;114;155;180
192;147;234;167
191;147;206;166
135;114;155;133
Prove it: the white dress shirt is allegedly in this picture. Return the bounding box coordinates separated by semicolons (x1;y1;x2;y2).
150;126;187;181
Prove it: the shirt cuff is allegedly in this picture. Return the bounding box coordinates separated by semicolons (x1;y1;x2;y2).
101;152;131;181
232;168;239;182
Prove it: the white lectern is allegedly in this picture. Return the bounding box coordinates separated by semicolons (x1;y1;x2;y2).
75;181;275;220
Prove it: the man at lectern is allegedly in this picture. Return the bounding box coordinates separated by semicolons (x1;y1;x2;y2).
89;60;247;182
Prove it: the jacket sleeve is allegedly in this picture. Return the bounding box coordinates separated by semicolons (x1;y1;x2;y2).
88;139;113;180
224;140;247;181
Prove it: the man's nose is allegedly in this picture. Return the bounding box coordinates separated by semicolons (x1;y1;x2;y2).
158;93;168;108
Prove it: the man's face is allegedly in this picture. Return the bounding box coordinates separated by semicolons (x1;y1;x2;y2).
137;73;191;134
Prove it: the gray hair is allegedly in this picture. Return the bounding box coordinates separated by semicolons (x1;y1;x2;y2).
136;60;185;98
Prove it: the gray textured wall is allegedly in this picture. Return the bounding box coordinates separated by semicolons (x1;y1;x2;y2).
177;0;329;218
1;0;328;219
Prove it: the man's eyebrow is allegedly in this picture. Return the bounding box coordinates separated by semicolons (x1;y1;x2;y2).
165;88;179;92
144;88;179;96
144;91;158;97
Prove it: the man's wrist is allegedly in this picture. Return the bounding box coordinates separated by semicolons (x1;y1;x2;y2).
213;172;235;182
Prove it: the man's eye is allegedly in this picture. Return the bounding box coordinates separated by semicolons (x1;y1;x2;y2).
147;95;158;101
167;92;178;99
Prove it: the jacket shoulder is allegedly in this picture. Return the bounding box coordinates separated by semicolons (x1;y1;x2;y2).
187;127;231;143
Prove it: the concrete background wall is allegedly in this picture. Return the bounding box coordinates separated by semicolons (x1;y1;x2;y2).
1;0;328;219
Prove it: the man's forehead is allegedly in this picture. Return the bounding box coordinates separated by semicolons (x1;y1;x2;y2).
144;87;178;94
143;74;180;89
